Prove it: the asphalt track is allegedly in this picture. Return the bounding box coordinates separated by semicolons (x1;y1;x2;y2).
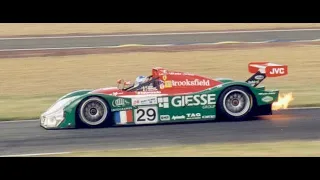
0;29;320;51
1;28;320;156
1;109;320;156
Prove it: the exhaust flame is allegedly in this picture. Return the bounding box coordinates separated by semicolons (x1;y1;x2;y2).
272;92;294;110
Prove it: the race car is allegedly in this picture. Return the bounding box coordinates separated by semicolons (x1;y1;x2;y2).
40;62;288;129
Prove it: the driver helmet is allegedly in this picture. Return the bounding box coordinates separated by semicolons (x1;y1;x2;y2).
135;76;147;86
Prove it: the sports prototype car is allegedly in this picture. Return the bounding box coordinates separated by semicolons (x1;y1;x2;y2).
40;62;288;129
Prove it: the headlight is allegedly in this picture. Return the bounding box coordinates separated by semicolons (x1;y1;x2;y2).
41;96;79;128
41;109;64;128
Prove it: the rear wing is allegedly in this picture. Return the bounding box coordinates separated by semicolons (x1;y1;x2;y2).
246;62;288;87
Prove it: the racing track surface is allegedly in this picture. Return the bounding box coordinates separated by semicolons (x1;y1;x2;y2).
1;109;320;156
0;29;320;51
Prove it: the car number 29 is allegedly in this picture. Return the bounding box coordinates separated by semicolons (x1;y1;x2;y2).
134;106;159;124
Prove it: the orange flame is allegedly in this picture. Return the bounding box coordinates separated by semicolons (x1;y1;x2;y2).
272;92;294;110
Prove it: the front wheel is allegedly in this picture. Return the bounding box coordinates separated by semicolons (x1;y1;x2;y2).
217;86;254;121
77;96;110;128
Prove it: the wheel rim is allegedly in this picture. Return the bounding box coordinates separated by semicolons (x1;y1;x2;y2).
222;89;251;117
80;97;108;126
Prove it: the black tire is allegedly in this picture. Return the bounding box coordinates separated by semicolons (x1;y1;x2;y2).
77;96;111;128
217;86;254;121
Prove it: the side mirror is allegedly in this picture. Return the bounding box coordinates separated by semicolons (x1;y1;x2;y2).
117;79;132;89
117;79;124;89
117;79;124;84
124;81;132;86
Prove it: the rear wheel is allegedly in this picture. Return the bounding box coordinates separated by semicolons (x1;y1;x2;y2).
217;86;254;121
77;97;110;128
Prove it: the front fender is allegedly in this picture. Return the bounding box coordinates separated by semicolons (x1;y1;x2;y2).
59;93;133;129
58;89;93;101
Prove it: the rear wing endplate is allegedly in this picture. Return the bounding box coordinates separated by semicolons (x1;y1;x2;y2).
246;62;288;87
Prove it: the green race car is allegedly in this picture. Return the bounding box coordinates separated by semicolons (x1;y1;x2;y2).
40;62;288;129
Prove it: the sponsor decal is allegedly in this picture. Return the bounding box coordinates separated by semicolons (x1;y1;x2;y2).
159;80;171;89
111;98;131;112
164;81;172;88
132;99;139;106
186;113;201;120
167;72;195;76
162;75;167;81
258;92;276;95
160;115;170;121
158;97;169;108
184;72;195;76
202;115;216;119
112;98;130;107
112;92;124;96
202;105;216;109
262;96;274;103
114;110;133;124
158;94;216;109
111;107;132;112
172;115;185;120
255;75;264;80
140;98;157;105
132;97;157;106
167;72;183;75
266;66;288;77
171;94;216;108
270;67;285;75
137;91;161;95
147;86;158;91
247;80;259;84
172;79;210;86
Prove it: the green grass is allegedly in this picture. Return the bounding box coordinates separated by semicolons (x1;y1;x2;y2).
0;95;61;120
0;45;320;120
43;140;320;157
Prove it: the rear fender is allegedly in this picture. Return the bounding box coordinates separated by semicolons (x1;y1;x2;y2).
207;81;255;97
207;81;278;106
256;86;265;91
250;88;279;106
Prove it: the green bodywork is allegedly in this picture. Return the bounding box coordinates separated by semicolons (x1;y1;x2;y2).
40;80;279;129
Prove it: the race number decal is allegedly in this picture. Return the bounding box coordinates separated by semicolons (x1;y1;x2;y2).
134;106;158;124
